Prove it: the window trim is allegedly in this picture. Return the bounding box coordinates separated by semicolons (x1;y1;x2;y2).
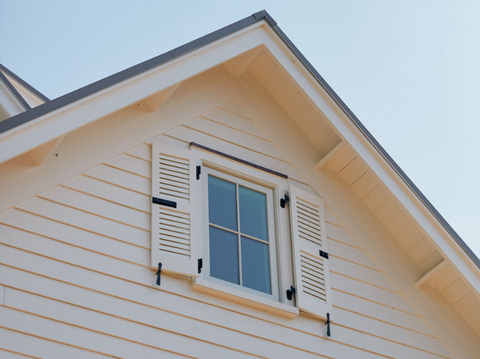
201;166;279;302
190;147;295;312
192;277;299;319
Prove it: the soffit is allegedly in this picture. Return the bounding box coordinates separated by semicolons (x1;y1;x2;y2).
221;47;480;338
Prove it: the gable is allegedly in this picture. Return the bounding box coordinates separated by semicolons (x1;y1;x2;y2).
0;11;479;357
0;78;461;357
1;61;479;357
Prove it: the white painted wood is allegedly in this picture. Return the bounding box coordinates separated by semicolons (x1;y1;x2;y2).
151;140;200;276
328;238;378;269
166;125;305;182
234;74;476;356
192;278;298;319
4;73;46;107
143;83;180;112
455;292;480;318
350;170;379;198
0;348;36;359
0;81;24;117
106;153;151;177
330;272;415;314
331;290;435;336
326;222;361;248
315;142;345;170
223;47;260;76
0;74;243;214
0;306;200;359
0;33;478;357
263;25;480;301
219;100;251;119
0;327;110;359
184;117;286;161
39;186;150;230
329;256;396;292
86;165;151;195
416;260;448;287
15;197;150;248
339;157;368;185
333;307;452;358
0;262;390;358
63;175;151;213
0;260;391;359
127;143;152;161
360;332;451;359
0;22;268;164
0;240;447;359
289;184;332;319
28;135;64;166
0;211;149;265
201;108;269;140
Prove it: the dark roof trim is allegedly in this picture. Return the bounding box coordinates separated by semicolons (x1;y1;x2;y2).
0;69;31;111
1;10;478;268
255;11;480;268
0;64;50;102
0;15;259;135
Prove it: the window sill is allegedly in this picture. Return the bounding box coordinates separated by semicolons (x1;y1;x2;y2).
192;278;299;319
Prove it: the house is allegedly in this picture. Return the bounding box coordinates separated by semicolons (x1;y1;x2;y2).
0;10;479;358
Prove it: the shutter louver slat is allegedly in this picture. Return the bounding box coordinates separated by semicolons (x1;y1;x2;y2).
290;185;332;319
151;141;199;277
158;153;191;259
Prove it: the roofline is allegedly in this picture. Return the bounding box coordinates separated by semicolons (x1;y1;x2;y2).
261;13;480;269
0;14;259;135
0;64;50;102
1;10;478;269
0;69;31;111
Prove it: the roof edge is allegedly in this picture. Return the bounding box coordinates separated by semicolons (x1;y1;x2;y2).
0;63;50;102
0;69;31;111
1;10;478;270
0;14;261;136
263;15;480;269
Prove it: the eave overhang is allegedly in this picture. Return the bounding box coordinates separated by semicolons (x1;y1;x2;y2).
0;9;478;281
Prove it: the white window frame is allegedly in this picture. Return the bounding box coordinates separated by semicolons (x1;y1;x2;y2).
190;149;297;317
201;166;279;302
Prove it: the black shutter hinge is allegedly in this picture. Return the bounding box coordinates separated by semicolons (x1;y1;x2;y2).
280;194;290;208
319;250;329;259
156;262;162;286
198;258;203;273
286;286;296;301
196;165;201;180
325;312;331;337
152;197;177;208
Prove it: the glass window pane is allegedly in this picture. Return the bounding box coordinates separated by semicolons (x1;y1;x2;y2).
209;226;239;285
239;186;268;241
241;236;271;294
208;175;237;231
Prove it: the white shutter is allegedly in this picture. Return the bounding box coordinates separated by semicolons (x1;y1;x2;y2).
289;185;332;319
151;140;199;277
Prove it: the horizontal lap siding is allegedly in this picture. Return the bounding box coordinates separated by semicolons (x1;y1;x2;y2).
0;327;111;359
0;110;452;358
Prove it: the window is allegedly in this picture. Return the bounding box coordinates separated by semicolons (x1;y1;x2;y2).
150;140;332;319
202;168;278;300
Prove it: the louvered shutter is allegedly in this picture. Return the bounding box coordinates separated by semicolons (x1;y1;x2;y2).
289;185;332;319
151;141;199;277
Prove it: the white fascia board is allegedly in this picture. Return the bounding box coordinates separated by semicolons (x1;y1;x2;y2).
5;74;44;108
0;21;266;165
260;26;480;294
0;81;24;118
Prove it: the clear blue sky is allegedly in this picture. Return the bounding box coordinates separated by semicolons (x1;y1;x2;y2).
1;1;479;259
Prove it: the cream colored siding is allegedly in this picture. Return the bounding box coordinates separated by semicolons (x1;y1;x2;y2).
0;71;462;358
